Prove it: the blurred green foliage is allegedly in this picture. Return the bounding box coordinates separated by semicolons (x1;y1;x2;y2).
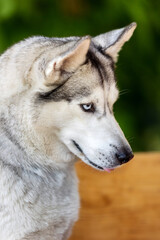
0;0;160;151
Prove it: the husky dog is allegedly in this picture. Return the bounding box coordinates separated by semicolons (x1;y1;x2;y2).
0;22;136;240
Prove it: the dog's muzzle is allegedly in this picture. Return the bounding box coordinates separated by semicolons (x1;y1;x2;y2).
72;140;134;171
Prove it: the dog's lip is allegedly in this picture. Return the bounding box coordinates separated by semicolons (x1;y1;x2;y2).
72;140;115;172
88;159;104;170
88;160;115;172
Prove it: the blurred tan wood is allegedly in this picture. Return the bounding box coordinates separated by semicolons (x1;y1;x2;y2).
69;153;160;240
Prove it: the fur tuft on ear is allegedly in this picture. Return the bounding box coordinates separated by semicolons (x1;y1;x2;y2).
45;36;91;84
93;22;137;62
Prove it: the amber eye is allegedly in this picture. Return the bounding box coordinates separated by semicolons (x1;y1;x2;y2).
80;103;95;113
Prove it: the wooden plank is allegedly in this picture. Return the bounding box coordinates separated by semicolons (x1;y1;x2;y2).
69;153;160;240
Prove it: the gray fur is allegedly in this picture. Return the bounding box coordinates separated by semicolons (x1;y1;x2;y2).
0;23;136;240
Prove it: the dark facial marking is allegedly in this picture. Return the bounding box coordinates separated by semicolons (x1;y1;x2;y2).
92;44;115;72
72;140;83;153
38;82;91;102
87;51;104;86
87;49;115;86
88;159;104;170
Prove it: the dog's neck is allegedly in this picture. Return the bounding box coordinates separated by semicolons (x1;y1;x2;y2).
0;116;76;176
0;124;79;240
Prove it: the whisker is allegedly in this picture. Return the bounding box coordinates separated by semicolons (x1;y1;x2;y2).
127;136;135;143
119;89;130;96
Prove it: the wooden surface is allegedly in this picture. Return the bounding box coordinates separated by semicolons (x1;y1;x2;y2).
69;153;160;240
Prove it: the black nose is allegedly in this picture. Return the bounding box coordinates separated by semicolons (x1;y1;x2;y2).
116;149;134;164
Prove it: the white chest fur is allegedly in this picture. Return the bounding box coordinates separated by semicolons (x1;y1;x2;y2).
0;163;79;240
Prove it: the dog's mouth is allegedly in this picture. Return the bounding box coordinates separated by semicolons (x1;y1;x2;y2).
72;140;114;172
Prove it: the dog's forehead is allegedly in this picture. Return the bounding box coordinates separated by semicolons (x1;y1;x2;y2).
74;48;118;104
71;48;116;93
70;48;115;87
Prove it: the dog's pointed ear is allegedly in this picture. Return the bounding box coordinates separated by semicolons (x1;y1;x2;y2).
45;37;91;85
93;22;137;62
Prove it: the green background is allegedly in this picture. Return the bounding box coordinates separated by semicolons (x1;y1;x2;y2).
0;0;159;152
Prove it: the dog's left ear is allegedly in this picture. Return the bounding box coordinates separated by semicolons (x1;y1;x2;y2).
93;22;137;62
45;37;91;86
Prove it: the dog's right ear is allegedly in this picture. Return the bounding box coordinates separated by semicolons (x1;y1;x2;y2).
93;22;137;62
45;37;91;86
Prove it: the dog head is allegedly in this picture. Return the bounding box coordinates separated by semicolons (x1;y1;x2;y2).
0;23;136;170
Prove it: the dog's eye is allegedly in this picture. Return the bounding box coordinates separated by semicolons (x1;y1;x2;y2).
80;103;95;113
